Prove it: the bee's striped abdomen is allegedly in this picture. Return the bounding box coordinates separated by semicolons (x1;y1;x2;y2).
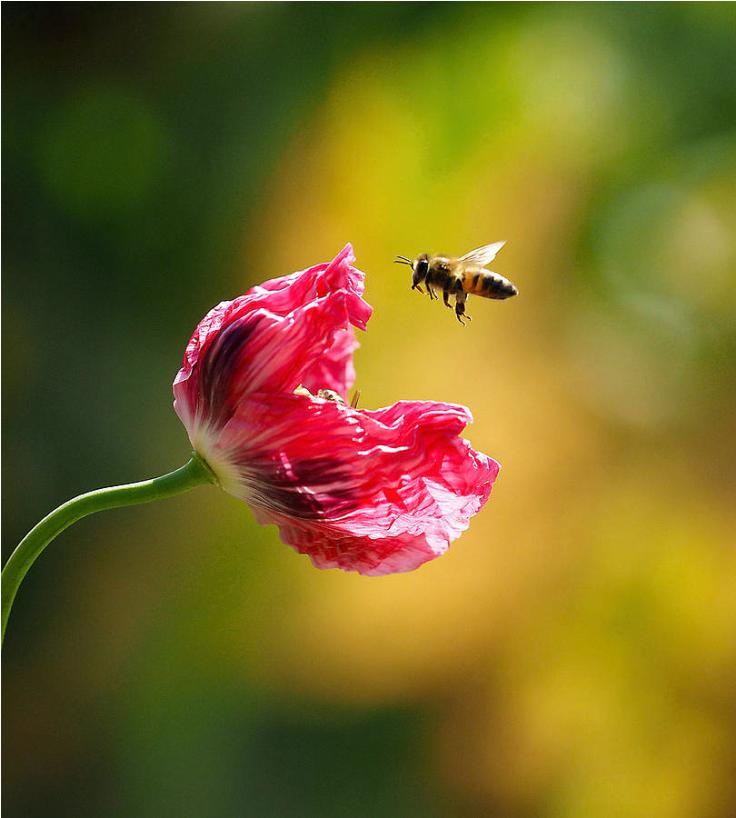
465;267;518;300
466;268;491;296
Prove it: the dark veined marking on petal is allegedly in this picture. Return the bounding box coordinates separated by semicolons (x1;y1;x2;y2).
199;315;259;429
245;455;362;521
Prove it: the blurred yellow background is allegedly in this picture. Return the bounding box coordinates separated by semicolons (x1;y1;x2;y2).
3;5;736;817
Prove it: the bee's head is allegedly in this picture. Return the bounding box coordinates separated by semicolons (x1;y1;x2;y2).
395;252;429;289
412;254;429;288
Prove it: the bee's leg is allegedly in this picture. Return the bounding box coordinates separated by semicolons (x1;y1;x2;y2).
455;293;471;324
455;299;465;325
443;281;452;308
411;283;425;294
426;283;436;301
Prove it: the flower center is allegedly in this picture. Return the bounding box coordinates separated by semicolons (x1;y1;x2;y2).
294;385;360;408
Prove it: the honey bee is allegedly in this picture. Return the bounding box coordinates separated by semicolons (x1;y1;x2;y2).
394;242;518;324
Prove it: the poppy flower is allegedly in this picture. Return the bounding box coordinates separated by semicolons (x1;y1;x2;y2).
173;245;499;575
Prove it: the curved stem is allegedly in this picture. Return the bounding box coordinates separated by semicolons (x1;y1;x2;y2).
2;453;216;644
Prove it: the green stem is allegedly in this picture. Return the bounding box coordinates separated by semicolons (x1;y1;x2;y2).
2;453;216;644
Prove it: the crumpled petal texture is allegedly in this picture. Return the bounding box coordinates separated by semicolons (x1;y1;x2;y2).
173;244;499;575
173;244;370;433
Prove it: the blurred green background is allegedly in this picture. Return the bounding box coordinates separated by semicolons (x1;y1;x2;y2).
3;4;736;817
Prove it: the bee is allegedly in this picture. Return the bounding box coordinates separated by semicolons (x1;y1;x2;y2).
394;242;518;324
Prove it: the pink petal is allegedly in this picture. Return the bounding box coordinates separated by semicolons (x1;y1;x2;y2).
173;244;371;436
209;393;499;576
299;326;359;398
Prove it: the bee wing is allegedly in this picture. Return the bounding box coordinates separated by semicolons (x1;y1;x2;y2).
459;241;506;268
